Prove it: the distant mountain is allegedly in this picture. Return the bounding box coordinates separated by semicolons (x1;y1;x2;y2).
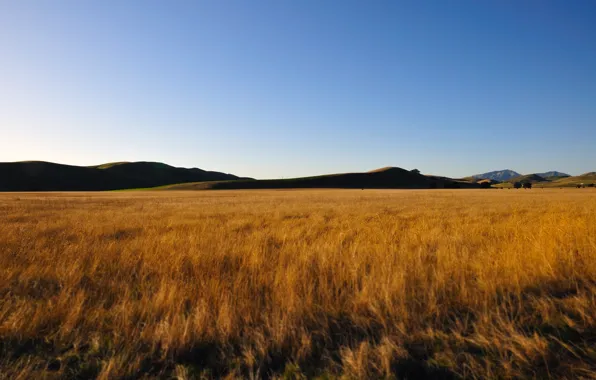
162;167;483;190
473;170;521;181
536;171;570;178
0;161;248;191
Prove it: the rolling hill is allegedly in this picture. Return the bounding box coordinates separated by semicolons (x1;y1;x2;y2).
6;161;586;192
538;172;596;188
161;167;482;190
508;174;548;184
493;172;596;188
457;176;501;185
0;161;247;191
476;179;501;185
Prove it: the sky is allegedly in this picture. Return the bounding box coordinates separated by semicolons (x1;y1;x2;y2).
1;1;595;179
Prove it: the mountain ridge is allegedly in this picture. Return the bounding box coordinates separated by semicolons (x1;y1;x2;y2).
2;161;592;191
473;170;521;181
536;171;570;178
474;170;571;181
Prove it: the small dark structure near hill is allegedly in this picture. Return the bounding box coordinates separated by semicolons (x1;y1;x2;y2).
513;182;522;189
522;182;532;189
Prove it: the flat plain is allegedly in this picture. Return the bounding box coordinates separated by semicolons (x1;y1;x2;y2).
1;189;595;379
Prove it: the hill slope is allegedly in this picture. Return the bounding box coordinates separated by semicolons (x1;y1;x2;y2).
539;172;596;187
508;174;548;184
0;161;246;191
473;170;521;181
162;167;482;190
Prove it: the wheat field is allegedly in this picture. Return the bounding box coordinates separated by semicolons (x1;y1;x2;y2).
1;189;595;379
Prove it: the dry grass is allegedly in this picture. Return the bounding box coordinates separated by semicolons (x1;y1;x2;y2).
1;189;596;379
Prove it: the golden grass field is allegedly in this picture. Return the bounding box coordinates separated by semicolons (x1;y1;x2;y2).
1;189;596;379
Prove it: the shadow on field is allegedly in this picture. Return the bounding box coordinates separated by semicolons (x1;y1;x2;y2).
170;313;457;379
1;280;595;378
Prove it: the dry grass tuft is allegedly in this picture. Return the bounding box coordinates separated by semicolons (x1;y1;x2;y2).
1;189;595;378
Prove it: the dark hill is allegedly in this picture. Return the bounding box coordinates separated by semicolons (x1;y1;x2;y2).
97;161;243;184
162;167;482;190
0;161;246;191
508;174;548;184
458;176;478;182
90;162;131;169
544;175;570;181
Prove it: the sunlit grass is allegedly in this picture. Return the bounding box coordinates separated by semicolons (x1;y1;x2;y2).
1;189;595;378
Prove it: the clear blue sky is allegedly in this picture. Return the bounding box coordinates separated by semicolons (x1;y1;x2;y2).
1;1;595;179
